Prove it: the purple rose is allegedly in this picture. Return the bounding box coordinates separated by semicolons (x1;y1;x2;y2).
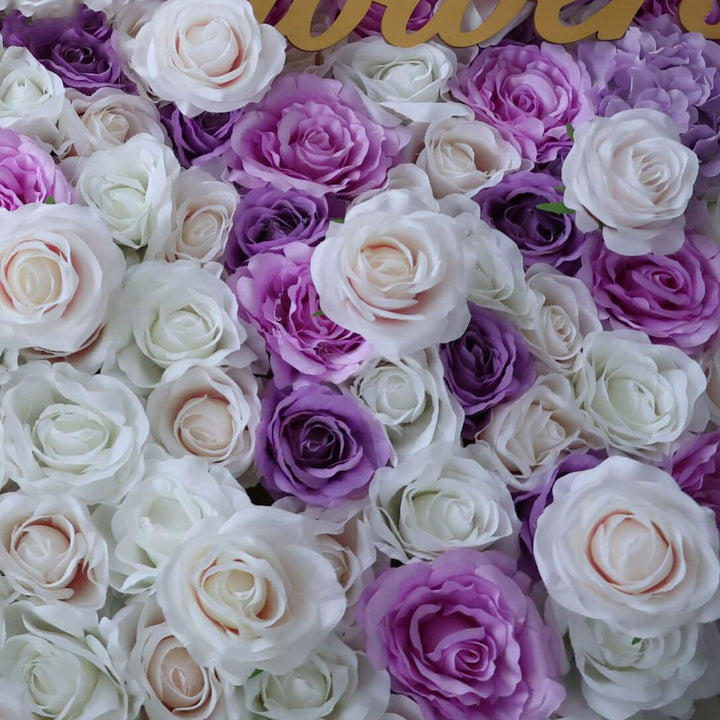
450;43;593;164
224;186;339;270
257;380;391;508
586;233;720;352
514;452;604;580
1;7;133;94
336;0;440;37
225;73;409;198
159;105;241;169
475;170;585;272
357;549;565;720
669;431;720;530
231;243;372;386
636;0;720;24
0;129;73;209
440;303;535;441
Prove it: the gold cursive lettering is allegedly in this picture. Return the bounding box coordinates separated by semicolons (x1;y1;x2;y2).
534;0;645;42
678;0;720;38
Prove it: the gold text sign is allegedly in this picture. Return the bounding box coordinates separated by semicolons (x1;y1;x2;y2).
250;0;720;51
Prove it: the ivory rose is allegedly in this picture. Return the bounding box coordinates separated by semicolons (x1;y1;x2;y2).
535;456;720;636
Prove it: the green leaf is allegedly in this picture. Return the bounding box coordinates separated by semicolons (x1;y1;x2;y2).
331;217;345;224
536;202;575;215
44;195;56;205
312;310;325;317
631;637;641;645
566;123;575;141
554;185;566;193
250;669;263;678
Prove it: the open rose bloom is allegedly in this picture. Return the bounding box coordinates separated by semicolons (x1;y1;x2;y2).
1;1;720;719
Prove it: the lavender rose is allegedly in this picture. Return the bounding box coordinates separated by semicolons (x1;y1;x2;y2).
450;43;593;164
224;186;338;271
669;431;720;531
357;549;565;720
225;73;409;198
231;243;372;386
159;105;241;169
257;381;391;508
1;6;133;94
586;233;720;352
440;303;536;441
475;170;585;271
0;129;73;209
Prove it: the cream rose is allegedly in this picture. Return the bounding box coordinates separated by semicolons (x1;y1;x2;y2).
562;109;699;256
239;633;390;720
102;260;259;395
329;38;471;126
1;362;148;505
310;189;475;360
61;87;166;157
381;695;424;720
0;203;124;354
129;0;285;116
109;597;239;720
69;133;179;251
96;447;250;595
366;442;519;562
576;330;707;459
0;492;108;611
146;365;260;479
156;506;346;683
477;373;595;489
535;457;720;637
347;348;463;464
0;678;32;720
417;117;523;197
0;601;141;720
148;167;238;264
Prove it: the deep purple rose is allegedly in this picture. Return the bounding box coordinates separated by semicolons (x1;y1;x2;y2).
159;105;241;169
336;0;440;37
440;303;535;441
1;6;132;94
514;452;604;580
225;73;409;198
224;186;339;270
231;242;372;386
0;129;74;209
257;380;391;508
669;431;720;530
636;0;720;24
475;170;585;272
586;233;720;352
357;549;565;720
450;43;593;164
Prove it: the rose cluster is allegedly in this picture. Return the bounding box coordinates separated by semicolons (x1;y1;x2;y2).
0;2;719;720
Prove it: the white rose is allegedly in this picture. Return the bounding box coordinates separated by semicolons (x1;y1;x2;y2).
311;189;475;360
0;678;32;720
468;222;539;327
0;45;65;145
477;373;595;489
562;109;699;256
3;0;80;17
701;342;720;426
61;87;166;157
565;613;720;720
348;348;463;464
382;695;424;720
108;597;239;720
0;492;108;611
96;448;250;595
0;203;124;354
69;133;179;251
365;442;519;562
146;365;260;479
522;265;602;377
535;456;720;636
417;117;523;197
148;167;238;264
576;330;707;459
102;260;259;395
462;0;534;47
1;362;148;505
129;0;285;116
157;505;346;683
239;633;390;720
0;601;141;720
329;38;471;126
